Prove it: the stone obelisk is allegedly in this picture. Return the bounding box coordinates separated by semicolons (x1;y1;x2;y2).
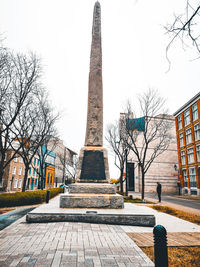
76;1;109;182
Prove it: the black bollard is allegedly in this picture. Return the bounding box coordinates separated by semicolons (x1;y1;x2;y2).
46;190;50;203
153;225;168;267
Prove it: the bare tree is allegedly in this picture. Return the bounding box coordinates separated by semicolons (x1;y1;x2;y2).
12;89;59;192
121;89;173;201
57;150;78;183
0;51;42;188
166;1;200;68
105;122;130;194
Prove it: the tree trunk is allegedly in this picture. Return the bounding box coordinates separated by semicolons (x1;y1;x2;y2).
0;161;4;189
0;152;5;188
141;168;145;201
22;165;29;192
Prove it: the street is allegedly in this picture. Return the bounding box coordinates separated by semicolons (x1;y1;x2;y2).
143;192;200;211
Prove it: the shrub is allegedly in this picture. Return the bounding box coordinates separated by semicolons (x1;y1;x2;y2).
110;178;119;184
0;188;62;208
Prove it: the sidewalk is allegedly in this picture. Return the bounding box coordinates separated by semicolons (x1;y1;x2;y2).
130;192;200;216
0;194;200;267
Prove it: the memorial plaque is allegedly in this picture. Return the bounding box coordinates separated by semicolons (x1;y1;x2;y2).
80;151;106;180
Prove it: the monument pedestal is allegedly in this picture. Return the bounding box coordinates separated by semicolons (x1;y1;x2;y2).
76;146;110;183
60;183;124;209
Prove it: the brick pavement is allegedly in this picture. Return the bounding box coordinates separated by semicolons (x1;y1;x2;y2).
0;216;154;267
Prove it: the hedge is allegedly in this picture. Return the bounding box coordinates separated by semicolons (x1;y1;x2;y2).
0;188;63;208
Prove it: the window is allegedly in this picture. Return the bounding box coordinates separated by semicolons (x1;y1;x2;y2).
37;159;39;166
182;169;188;187
194;124;200;141
192;103;198;121
4;154;7;161
196;145;200;162
185;128;192;145
12;166;16;175
29;168;31;175
187;147;194;164
20;157;23;163
181;150;186;165
179;132;184;147
18;179;22;188
34;158;36;165
33;169;35;175
14;179;18;188
189;167;196;188
14;157;18;162
184;109;190;126
178;115;182;130
18;167;22;176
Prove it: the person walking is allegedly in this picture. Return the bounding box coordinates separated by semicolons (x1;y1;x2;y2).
156;182;162;202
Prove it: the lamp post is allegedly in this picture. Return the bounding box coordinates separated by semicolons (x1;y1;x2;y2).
0;105;4;188
125;148;128;196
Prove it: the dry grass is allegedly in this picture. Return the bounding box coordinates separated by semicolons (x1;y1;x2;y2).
141;246;200;267
150;205;200;226
0;208;14;215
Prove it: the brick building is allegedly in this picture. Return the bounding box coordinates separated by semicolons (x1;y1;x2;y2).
174;92;200;195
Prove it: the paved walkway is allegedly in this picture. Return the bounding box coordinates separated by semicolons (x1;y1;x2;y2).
0;216;153;267
1;193;200;267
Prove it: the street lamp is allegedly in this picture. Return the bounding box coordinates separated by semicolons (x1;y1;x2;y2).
125;148;128;196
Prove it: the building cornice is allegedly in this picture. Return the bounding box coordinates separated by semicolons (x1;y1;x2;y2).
173;92;200;117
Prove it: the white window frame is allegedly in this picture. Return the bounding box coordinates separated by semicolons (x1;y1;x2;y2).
181;150;186;165
18;167;22;176
196;145;200;162
185;128;192;145
182;169;188;187
18;179;22;188
12;166;16;175
20;157;23;163
179;132;184;147
184;109;191;126
194;123;200;141
187;147;194;164
14;179;18;189
178;115;182;130
14;157;18;163
189;167;196;188
192;103;198;121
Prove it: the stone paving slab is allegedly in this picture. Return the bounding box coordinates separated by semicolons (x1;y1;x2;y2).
0;216;154;267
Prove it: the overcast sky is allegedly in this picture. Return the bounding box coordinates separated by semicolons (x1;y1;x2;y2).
1;0;200;177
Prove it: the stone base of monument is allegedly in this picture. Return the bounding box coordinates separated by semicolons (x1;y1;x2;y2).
60;183;124;209
26;212;155;227
26;194;155;226
76;146;110;183
60;194;124;209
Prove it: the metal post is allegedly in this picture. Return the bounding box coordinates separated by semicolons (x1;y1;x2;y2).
46;190;50;203
153;225;168;267
125;148;128;196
